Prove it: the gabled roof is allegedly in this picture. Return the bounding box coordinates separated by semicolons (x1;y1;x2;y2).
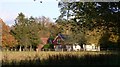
53;33;66;42
58;33;66;39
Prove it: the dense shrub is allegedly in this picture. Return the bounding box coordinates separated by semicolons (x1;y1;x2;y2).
43;44;54;50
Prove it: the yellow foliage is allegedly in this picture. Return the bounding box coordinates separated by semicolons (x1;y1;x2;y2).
109;34;119;43
85;28;104;45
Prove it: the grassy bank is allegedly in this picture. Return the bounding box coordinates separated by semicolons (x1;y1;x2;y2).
1;51;120;66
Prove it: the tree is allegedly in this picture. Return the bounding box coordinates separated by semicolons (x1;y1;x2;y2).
57;1;120;50
58;2;120;27
56;19;86;45
11;13;41;51
11;13;28;51
35;16;52;38
28;16;41;50
1;19;17;50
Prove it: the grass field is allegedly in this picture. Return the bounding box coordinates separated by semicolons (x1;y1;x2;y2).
1;51;120;66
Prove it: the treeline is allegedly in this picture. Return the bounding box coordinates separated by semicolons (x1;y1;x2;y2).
1;1;120;51
1;13;61;51
56;1;120;50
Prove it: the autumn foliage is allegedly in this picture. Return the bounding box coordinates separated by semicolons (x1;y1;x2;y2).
0;18;17;48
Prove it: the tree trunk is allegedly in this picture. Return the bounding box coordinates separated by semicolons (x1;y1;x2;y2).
19;45;21;52
62;48;63;52
15;48;16;51
24;45;27;51
30;45;32;51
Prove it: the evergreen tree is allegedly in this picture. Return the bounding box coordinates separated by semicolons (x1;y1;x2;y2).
11;13;41;51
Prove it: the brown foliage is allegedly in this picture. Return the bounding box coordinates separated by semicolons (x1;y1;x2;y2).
0;18;17;47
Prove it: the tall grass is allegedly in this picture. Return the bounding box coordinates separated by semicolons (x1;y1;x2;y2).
1;51;120;66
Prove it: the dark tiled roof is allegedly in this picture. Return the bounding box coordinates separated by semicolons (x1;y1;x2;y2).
58;33;66;40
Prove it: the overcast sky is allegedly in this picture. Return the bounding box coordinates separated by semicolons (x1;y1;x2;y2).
0;0;61;26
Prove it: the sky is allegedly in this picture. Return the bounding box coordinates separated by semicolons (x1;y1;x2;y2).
0;0;61;26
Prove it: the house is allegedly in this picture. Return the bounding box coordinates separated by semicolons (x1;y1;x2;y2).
83;44;100;51
73;43;81;51
53;33;65;45
53;33;66;51
66;45;72;51
36;33;67;51
70;43;100;51
36;37;48;51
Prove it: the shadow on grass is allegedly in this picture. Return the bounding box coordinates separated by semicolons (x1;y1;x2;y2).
2;53;120;67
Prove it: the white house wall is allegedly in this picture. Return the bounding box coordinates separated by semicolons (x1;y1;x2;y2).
73;45;81;51
83;44;100;51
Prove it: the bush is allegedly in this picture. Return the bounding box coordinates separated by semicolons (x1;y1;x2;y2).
43;44;54;50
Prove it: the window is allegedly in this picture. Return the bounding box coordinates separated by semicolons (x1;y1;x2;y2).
57;39;61;44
